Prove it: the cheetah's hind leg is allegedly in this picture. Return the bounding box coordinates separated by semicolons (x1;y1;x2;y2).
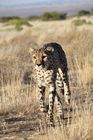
55;93;64;126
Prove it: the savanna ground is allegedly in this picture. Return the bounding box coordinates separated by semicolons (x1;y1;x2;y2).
0;16;93;140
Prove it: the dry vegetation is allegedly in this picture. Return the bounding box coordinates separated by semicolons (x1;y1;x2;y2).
0;16;93;139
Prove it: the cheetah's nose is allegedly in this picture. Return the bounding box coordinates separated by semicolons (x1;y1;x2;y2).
37;64;41;66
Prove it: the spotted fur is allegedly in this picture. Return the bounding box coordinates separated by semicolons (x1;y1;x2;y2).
29;43;71;127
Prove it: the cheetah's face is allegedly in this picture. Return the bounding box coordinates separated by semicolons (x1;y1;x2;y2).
29;46;54;67
29;48;47;66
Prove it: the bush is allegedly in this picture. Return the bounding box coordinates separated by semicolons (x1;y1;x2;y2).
73;19;93;26
78;10;90;16
7;19;30;30
0;16;20;23
73;19;86;26
42;11;67;21
28;16;40;20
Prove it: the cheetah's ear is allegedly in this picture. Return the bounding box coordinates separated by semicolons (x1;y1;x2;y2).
46;46;54;53
29;48;35;54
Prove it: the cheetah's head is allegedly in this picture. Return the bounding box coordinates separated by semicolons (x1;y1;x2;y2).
29;46;54;67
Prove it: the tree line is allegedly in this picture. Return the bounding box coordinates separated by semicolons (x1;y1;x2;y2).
0;9;93;22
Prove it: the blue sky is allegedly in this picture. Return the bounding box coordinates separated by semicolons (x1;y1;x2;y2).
0;0;46;6
0;0;92;7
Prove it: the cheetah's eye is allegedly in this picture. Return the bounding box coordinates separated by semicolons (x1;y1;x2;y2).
33;55;36;59
42;55;47;61
42;56;46;59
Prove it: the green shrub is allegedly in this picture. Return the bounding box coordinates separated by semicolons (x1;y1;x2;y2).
78;10;90;16
7;19;30;30
28;16;40;20
42;11;67;21
73;19;93;26
73;19;86;26
0;16;20;23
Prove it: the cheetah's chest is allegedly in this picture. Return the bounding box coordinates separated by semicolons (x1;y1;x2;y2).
35;66;54;86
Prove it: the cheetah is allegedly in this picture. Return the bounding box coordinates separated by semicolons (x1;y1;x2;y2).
29;43;71;127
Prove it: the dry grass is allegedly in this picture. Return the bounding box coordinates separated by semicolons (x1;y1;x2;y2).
36;113;93;140
0;16;93;139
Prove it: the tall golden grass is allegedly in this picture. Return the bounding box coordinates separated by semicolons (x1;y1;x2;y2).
0;16;93;139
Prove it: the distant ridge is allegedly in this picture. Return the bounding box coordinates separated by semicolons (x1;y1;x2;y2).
0;2;93;17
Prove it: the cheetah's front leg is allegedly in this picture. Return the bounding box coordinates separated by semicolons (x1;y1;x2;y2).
48;84;56;127
38;85;46;112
